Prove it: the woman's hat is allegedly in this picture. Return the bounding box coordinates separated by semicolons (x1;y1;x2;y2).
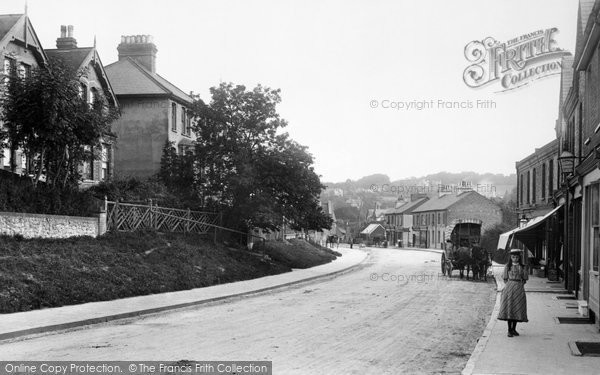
509;249;522;254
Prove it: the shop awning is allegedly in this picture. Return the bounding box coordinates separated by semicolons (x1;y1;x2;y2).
497;228;517;250
513;204;563;237
497;204;563;250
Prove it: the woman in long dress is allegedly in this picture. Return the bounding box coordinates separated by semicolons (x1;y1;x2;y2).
497;249;528;337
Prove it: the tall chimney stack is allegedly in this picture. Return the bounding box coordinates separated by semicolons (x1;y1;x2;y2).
117;34;157;73
56;24;77;49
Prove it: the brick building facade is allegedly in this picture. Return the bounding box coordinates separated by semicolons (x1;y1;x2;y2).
516;139;560;219
411;191;502;249
557;0;600;328
105;35;196;177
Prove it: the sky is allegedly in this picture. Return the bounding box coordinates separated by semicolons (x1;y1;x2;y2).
3;0;580;182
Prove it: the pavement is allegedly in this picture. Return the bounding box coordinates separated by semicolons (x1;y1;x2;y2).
0;246;369;342
4;244;599;374
463;262;600;375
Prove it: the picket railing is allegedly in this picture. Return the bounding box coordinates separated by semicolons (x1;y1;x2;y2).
106;201;220;234
105;200;265;246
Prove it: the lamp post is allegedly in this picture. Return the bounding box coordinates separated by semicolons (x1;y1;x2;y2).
557;150;580;181
557;150;582;289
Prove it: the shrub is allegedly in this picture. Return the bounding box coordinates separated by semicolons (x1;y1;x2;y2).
0;170;98;216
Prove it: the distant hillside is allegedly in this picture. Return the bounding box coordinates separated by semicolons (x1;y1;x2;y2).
324;172;516;191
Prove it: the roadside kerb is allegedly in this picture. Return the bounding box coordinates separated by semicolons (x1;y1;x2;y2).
0;249;371;342
461;263;503;375
391;247;444;255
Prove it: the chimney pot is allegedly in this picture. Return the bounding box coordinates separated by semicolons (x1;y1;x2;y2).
56;25;77;49
117;34;158;73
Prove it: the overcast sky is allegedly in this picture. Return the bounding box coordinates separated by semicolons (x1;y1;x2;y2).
3;0;579;182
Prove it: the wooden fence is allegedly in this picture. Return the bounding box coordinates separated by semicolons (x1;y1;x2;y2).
106;201;220;235
105;200;265;247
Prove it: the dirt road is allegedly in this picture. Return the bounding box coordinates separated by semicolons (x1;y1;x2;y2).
0;249;496;374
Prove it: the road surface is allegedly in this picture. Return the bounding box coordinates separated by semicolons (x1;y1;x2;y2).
0;248;496;374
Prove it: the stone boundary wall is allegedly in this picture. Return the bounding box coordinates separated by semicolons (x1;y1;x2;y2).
0;211;107;239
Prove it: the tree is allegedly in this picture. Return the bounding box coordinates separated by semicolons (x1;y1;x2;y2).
157;140;201;207
0;58;119;188
191;82;332;232
481;187;518;263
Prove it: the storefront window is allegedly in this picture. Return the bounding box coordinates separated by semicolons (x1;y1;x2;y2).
590;184;600;271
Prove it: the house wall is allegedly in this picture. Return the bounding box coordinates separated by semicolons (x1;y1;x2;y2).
167;99;195;148
516;140;559;216
582;47;600;157
447;192;502;235
0;211;106;239
112;97;169;177
1;26;45;174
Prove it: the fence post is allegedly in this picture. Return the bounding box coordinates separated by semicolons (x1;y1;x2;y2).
114;200;119;231
186;208;191;233
149;199;153;230
104;195;108;212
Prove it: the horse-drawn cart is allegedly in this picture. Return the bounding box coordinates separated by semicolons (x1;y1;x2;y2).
441;221;483;278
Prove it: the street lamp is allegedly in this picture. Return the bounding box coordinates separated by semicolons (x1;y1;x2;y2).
557;150;580;180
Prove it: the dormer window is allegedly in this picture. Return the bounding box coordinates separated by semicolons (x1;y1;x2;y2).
79;83;87;100
3;58;15;75
3;58;15;83
89;87;97;105
17;64;30;78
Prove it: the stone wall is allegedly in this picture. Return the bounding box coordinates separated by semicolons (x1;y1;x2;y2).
0;211;107;239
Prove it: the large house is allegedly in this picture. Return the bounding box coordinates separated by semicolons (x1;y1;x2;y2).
411;191;502;249
105;35;196;177
0;13;47;174
383;197;428;247
44;25;118;186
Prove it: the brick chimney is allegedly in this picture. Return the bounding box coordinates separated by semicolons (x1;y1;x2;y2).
117;35;157;73
56;25;78;49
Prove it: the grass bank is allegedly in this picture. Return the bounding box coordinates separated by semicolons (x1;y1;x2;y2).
0;231;340;313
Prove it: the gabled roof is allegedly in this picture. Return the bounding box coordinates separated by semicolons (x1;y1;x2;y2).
45;47;118;107
104;57;193;105
361;223;385;235
385;197;429;215
400;197;429;213
45;47;93;72
412;192;475;212
0;14;47;65
0;14;20;42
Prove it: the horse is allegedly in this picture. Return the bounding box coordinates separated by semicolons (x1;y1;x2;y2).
326;235;338;248
472;246;492;281
448;245;490;280
449;246;473;279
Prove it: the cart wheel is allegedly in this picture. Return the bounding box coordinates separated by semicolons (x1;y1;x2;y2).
441;253;446;275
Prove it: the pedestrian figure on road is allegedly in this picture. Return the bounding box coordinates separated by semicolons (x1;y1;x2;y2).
497;249;528;337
